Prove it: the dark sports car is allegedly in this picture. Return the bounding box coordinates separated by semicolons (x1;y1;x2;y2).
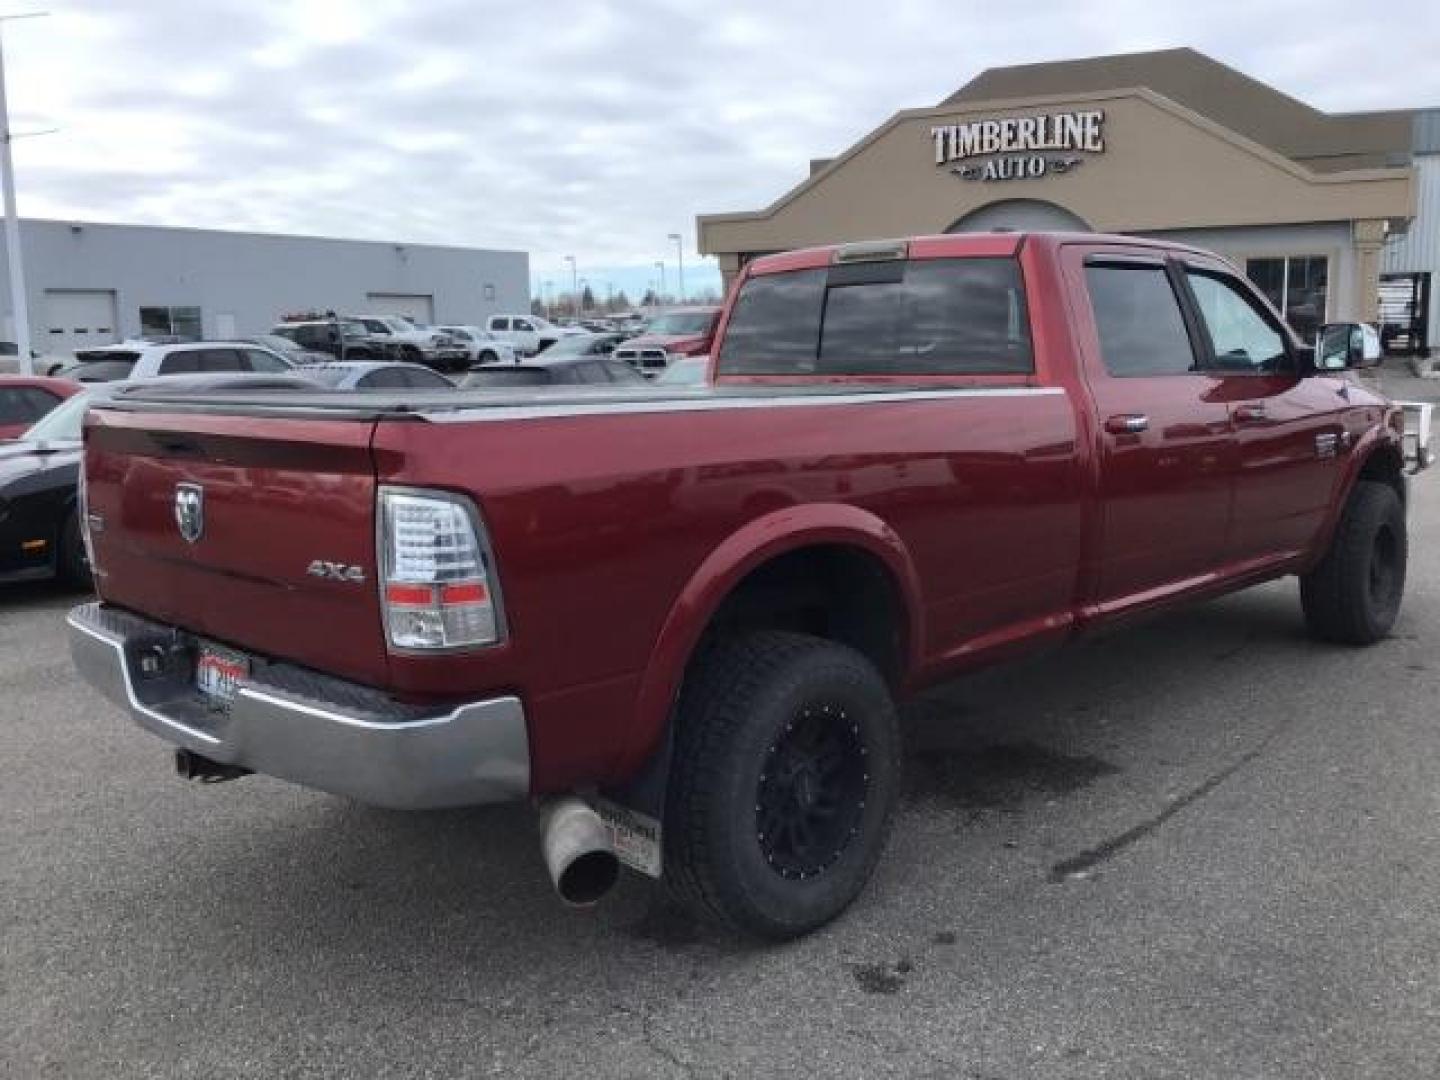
0;373;315;587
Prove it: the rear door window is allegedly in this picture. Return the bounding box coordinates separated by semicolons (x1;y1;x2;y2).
718;258;1032;376
244;348;289;373
1084;264;1198;377
198;349;247;372
157;350;203;375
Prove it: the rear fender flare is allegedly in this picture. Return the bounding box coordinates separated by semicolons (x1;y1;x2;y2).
614;503;923;782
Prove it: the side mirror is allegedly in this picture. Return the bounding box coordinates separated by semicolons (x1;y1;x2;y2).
1316;322;1383;371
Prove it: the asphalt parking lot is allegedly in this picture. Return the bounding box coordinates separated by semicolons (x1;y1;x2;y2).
2;481;1437;1079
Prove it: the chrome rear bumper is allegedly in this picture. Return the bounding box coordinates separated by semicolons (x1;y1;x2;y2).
67;602;530;809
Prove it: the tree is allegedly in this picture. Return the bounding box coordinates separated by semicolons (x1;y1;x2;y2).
614;289;630;312
641;288;658;307
580;284;595;312
530;297;545;317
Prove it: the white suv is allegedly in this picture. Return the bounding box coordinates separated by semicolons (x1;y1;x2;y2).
51;341;293;382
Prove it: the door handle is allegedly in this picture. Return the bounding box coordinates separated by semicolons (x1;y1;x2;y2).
1235;403;1268;423
1104;414;1149;435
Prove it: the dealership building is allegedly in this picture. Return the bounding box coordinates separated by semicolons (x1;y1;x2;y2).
0;219;528;356
699;48;1438;350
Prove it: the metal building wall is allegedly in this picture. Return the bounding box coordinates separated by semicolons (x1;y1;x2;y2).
0;218;529;350
1381;111;1440;342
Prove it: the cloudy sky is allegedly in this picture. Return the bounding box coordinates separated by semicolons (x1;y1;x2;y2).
7;0;1439;301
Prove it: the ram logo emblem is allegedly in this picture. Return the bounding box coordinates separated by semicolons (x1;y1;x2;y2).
174;483;204;544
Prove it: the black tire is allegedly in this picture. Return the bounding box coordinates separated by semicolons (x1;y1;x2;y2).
59;510;92;587
664;631;901;940
1300;479;1406;645
478;350;497;365
402;345;422;364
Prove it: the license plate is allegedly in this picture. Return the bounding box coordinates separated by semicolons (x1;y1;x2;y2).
594;798;662;878
195;643;250;706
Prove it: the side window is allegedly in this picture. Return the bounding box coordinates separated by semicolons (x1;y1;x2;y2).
402;367;450;389
1084;264;1198;377
199;349;246;372
515;319;533;332
491;317;509;331
358;369;406;389
1185;271;1289;373
245;348;288;373
21;388;60;418
157;350;203;375
820;259;1032;375
717;268;826;374
0;389;29;423
718;260;1031;377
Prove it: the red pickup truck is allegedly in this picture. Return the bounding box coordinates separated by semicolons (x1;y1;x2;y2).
69;232;1410;939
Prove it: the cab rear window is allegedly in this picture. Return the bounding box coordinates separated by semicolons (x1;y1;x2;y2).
717;257;1033;377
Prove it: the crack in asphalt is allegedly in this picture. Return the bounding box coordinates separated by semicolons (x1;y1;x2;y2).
1048;716;1292;883
641;1009;698;1079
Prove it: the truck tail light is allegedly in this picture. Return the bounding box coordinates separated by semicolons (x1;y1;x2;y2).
378;487;504;651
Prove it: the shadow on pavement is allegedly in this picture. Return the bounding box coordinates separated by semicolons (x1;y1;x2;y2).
87;581;1326;966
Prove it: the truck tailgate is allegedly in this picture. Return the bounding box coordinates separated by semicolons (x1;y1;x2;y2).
84;407;388;687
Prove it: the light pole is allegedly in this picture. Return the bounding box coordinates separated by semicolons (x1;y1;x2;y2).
654;260;666;305
0;12;48;375
667;233;685;303
563;255;577;317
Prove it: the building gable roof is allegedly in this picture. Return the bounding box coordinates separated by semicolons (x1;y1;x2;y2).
944;47;1414;171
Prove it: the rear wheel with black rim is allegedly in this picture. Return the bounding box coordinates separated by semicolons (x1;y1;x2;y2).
1301;479;1407;645
664;631;900;939
478;350;497;365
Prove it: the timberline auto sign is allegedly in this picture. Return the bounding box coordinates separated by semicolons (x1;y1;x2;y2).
931;110;1105;182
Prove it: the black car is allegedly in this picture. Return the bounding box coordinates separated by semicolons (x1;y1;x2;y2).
459;341;644;389
0;373;314;587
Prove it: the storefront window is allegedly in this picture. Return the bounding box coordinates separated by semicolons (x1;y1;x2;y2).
139;305;202;341
1244;257;1328;340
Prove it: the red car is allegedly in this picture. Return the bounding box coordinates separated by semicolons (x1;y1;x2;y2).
0;375;80;439
69;232;1410;939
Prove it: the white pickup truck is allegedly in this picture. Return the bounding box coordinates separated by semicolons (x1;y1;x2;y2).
484;314;585;356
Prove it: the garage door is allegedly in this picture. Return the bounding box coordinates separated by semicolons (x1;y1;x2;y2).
44;290;119;356
365;293;434;325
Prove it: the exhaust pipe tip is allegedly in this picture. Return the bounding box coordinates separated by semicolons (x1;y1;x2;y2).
556;848;621;906
539;797;621;907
